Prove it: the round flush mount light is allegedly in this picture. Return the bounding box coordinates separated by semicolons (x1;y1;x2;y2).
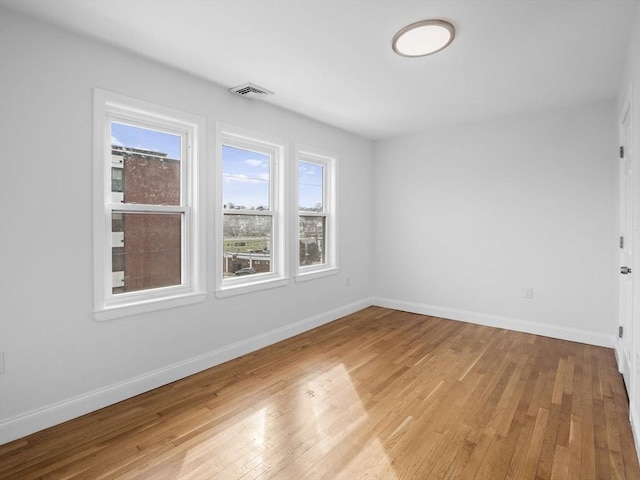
392;19;455;57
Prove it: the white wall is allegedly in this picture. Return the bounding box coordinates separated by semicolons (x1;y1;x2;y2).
616;4;640;460
0;8;374;443
373;102;618;346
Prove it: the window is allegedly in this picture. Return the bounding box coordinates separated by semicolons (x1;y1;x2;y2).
93;90;206;320
296;147;337;280
215;125;288;296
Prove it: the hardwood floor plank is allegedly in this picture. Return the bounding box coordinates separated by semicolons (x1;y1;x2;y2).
568;413;584;480
0;307;638;480
520;407;550;479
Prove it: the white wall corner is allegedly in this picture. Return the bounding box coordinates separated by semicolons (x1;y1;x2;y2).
373;297;615;348
0;297;374;445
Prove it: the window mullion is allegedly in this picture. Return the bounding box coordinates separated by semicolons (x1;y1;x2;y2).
223;209;273;216
297;211;326;217
109;203;188;214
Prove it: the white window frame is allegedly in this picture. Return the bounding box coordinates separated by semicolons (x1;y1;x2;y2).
93;89;206;320
215;124;289;298
295;146;338;281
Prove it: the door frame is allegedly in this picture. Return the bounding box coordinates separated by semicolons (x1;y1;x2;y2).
617;84;640;464
617;93;634;388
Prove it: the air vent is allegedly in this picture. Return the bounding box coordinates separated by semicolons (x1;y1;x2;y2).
229;82;274;99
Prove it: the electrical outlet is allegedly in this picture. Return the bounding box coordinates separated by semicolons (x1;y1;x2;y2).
523;288;533;299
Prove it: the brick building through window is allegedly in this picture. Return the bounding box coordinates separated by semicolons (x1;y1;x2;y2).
111;145;182;294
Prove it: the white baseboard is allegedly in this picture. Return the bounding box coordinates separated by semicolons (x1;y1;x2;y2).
632;404;640;465
615;344;624;372
0;297;374;445
373;297;614;348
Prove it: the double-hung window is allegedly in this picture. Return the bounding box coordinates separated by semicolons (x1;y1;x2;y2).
215;125;287;296
93;90;205;320
296;147;337;280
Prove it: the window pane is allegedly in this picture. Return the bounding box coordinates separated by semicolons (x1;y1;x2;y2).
222;145;270;210
299;216;325;266
299;161;324;212
111;122;181;206
223;214;272;277
112;212;182;294
111;167;123;193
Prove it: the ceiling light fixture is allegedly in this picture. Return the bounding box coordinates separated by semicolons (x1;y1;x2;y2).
392;19;455;57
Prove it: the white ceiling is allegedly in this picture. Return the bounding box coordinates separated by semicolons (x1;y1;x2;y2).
2;0;638;140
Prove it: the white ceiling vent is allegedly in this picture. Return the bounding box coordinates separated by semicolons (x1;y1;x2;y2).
229;82;274;99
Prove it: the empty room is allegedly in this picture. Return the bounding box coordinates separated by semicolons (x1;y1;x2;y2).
1;0;639;478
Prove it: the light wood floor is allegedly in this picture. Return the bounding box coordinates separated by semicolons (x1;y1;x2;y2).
1;307;638;479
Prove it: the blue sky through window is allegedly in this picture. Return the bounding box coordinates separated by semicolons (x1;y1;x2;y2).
111;122;181;160
299;161;323;211
110;125;325;211
222;145;270;209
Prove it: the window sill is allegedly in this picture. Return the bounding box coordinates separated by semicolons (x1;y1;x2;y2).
215;277;290;298
94;292;207;321
295;267;339;283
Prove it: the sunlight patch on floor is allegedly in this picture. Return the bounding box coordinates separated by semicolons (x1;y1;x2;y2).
304;363;399;479
176;407;268;478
